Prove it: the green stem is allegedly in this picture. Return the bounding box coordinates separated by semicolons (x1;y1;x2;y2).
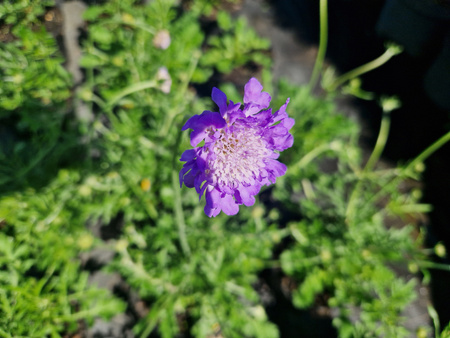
101;18;155;34
171;115;191;257
364;110;391;172
360;167;400;179
404;130;450;174
106;80;157;109
428;304;441;337
308;0;328;91
416;260;450;272
344;180;367;226
346;111;392;225
172;169;191;257
292;143;333;170
157;50;199;258
327;44;402;92
361;130;450;215
120;250;177;292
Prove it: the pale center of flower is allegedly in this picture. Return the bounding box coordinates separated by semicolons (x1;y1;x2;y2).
209;126;269;188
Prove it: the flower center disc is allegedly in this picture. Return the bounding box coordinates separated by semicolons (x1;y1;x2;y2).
209;127;269;188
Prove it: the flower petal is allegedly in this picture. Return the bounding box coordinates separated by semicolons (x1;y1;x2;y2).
212;87;228;117
180;162;196;188
204;204;221;218
266;159;287;183
205;186;220;209
284;117;295;130
219;193;240;215
244;78;271;108
272;101;289;123
180;149;196;161
235;184;259;207
183;111;226;146
226;100;244;123
204;187;222;217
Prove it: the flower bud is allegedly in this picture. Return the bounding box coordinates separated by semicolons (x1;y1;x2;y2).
153;29;171;50
156;66;172;94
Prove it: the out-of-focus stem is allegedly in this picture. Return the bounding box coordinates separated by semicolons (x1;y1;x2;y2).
105;80;157;109
327;44;402;92
346;110;392;225
308;0;328;91
359;130;450;219
404;130;450;174
364;110;391;172
172;169;191;257
293;143;332;170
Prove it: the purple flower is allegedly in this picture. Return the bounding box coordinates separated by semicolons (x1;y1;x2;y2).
180;78;294;217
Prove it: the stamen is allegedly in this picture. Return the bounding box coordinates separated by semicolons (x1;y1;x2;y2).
209;125;270;187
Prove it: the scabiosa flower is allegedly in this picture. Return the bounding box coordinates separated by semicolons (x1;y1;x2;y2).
180;78;294;217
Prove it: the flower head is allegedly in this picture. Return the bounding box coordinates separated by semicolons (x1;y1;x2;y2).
180;78;294;217
153;30;171;50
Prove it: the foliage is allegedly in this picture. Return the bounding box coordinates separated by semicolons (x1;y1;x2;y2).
0;26;71;112
199;11;271;75
111;209;280;337
77;0;280;335
0;0;448;337
0;170;126;337
181;0;242;17
0;0;54;29
442;322;450;338
269;80;427;337
0;0;76;194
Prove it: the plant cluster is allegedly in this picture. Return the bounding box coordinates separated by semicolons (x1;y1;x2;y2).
1;0;449;337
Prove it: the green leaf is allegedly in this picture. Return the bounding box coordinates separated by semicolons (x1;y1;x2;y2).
83;6;105;21
80;54;104;68
90;25;114;45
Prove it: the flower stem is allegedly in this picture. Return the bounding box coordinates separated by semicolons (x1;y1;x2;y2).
293;143;332;170
327;44;402;92
346;111;392;225
172;126;191;257
404;130;450;174
172;169;191;257
360;129;450;217
308;0;328;91
416;260;450;272
428;304;441;337
364;110;391;172
106;80;157;109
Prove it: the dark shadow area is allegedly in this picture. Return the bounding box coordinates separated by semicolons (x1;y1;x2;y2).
0;110;90;194
0;6;91;195
257;188;339;337
269;0;450;330
259;268;337;338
